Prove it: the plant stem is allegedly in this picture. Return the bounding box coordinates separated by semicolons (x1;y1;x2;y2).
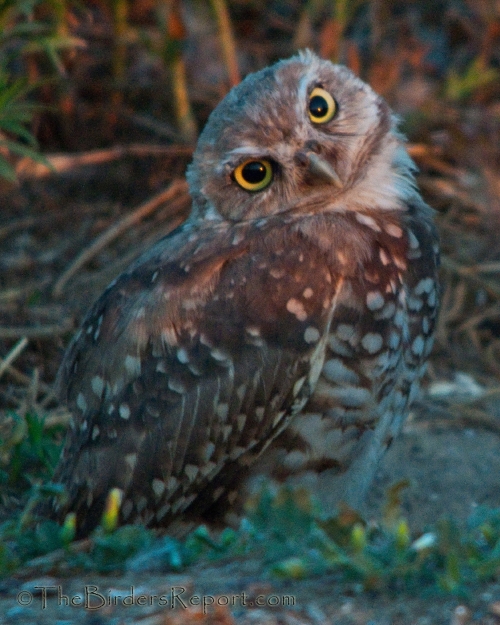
210;0;240;87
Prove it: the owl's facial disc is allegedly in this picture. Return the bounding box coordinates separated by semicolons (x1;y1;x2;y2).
187;51;402;220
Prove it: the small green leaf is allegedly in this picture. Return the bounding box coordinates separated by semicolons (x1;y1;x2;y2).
0;155;17;181
350;523;367;553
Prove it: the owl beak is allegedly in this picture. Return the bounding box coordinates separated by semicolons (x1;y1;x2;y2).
303;152;343;188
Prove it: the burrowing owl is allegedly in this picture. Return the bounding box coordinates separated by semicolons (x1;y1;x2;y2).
49;51;439;537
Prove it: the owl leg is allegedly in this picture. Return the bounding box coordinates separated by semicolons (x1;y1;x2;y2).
313;406;401;515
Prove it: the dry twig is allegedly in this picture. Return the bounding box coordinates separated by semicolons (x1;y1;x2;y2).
52;179;189;297
211;0;241;88
0;321;73;339
15;145;193;179
0;363;56;401
0;337;28;381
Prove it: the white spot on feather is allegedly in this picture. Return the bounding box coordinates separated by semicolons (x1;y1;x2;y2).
415;277;435;295
304;326;320;343
272;410;286;428
328;386;372;407
366;291;385;310
385;223;403;238
76;392;87;412
211;348;231;363
236;414;246;431
377;301;396;319
355;213;381;231
176;348;190;364
422;316;430;334
408;230;420;249
286;297;307;321
119;403;131;419
168;378;186;394
293;376;306;397
361;332;383;353
393;256;407;271
255;406;265;420
246;326;261;337
125;355;141;376
156;360;168;373
428;289;437;308
337;251;347;265
91;376;104;397
412;335;425;356
379;248;390;265
270;268;285;279
323;359;359;385
184;464;199;482
152;478;165;498
216;403;229;419
389;330;400;349
161;327;178;346
200;441;215;462
125;453;137;471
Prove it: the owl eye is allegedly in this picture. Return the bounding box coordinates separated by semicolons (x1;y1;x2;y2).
308;87;337;124
233;159;273;191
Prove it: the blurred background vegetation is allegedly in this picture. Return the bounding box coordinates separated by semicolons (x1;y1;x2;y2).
1;0;500;421
1;0;500;595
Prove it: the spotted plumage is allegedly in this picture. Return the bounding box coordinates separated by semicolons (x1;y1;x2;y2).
47;51;439;536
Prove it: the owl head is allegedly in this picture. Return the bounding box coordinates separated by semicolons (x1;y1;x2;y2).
186;50;417;221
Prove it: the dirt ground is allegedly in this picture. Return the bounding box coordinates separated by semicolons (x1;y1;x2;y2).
2;403;500;625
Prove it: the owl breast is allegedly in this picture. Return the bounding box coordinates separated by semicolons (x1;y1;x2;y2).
252;200;440;512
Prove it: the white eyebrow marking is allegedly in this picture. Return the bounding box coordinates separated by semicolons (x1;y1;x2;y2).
226;145;267;160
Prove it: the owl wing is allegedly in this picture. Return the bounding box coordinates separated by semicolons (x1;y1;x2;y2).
52;216;340;535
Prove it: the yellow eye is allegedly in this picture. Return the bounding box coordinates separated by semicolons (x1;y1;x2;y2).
233;159;273;191
308;87;337;124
